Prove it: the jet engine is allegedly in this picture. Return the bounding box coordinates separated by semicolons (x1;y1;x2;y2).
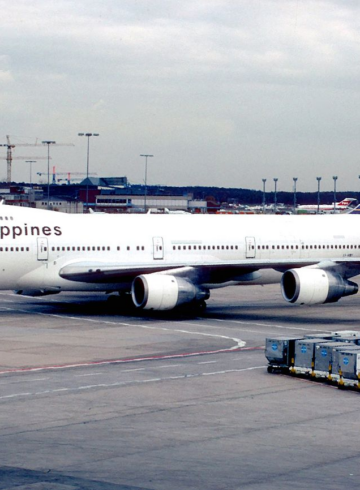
131;274;209;310
281;268;358;305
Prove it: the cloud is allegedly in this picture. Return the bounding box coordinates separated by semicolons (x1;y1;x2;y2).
1;0;360;190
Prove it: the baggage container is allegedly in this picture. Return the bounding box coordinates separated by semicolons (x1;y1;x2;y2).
304;333;335;340
265;336;303;368
294;338;331;370
334;336;360;345
332;345;360;375
332;330;360;338
338;350;360;380
314;342;352;373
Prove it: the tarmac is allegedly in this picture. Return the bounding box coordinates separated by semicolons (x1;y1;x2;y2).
1;282;360;490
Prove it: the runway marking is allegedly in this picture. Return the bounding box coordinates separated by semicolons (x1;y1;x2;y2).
73;372;104;378
0;306;248;375
0;365;267;401
0;377;49;385
0;345;263;376
122;368;146;372
213;318;331;332
152;364;181;369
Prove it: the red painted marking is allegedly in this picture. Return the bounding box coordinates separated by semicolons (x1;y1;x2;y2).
0;345;264;375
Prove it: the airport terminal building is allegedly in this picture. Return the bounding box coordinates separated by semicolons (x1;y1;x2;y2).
0;178;207;213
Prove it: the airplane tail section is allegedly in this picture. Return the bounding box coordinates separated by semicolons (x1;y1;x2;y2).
339;198;357;207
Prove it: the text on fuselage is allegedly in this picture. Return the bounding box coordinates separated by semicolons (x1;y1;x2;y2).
0;224;62;240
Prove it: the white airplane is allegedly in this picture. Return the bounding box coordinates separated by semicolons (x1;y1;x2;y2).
1;203;360;311
297;197;357;214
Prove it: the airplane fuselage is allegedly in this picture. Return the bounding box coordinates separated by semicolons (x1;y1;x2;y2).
1;205;360;309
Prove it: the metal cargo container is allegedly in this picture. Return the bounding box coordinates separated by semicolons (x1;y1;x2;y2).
304;333;335;340
294;339;331;370
334;336;360;345
332;345;360;375
265;336;303;368
314;342;352;373
332;330;360;338
338;350;360;380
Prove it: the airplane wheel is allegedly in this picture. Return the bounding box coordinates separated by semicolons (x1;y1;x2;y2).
107;293;136;312
191;300;207;314
198;300;207;311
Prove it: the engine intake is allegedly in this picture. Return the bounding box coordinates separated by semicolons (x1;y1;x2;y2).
132;274;209;310
281;269;358;305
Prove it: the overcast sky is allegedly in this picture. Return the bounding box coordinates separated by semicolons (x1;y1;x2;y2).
1;0;360;192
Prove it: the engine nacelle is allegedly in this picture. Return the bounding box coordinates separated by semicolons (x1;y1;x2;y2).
281;269;358;305
131;274;209;310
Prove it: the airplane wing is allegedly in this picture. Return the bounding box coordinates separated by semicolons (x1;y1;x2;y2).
59;257;360;285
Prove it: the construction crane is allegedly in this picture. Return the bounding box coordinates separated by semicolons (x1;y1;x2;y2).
0;135;48;183
37;167;97;185
52;167;97;185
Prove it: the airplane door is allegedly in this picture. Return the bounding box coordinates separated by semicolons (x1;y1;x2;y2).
37;237;49;261
245;236;256;259
153;237;164;260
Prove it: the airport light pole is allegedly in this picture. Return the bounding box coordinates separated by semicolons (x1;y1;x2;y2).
333;175;338;213
273;178;278;214
25;160;36;184
262;179;266;212
78;133;99;211
42;141;56;209
316;177;322;214
140;154;153;212
293;177;298;214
